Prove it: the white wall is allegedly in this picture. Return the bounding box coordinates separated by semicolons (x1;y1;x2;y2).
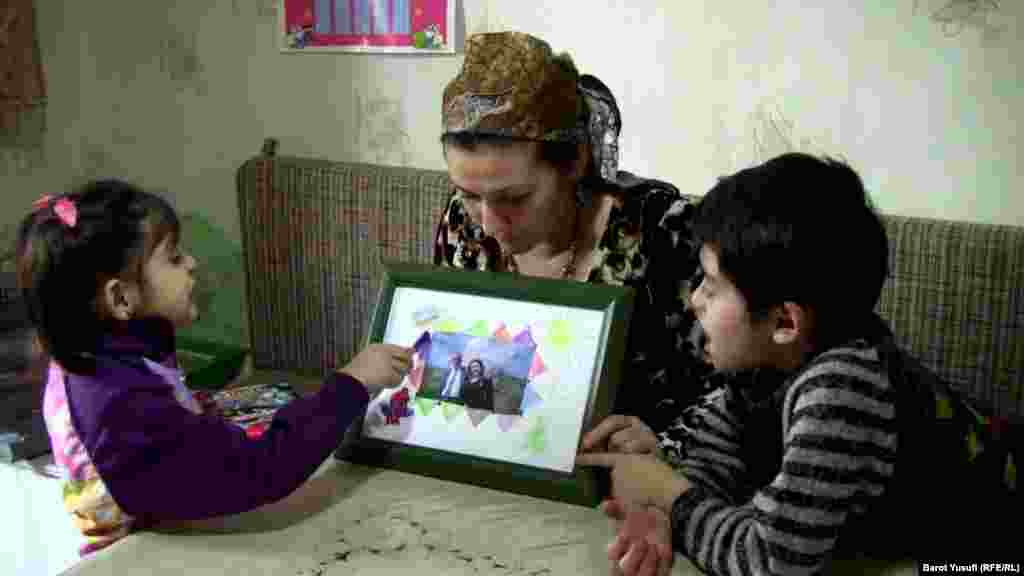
452;1;1024;225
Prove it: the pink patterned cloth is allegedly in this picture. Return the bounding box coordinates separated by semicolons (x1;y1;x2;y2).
42;360;201;556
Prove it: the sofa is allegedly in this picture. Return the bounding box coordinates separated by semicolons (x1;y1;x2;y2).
237;140;1023;426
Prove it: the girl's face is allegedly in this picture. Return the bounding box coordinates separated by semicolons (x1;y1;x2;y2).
139;235;198;328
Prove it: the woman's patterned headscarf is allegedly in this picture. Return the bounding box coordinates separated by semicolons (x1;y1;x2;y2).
442;32;621;186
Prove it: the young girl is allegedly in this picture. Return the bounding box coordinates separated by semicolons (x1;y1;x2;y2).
16;179;412;556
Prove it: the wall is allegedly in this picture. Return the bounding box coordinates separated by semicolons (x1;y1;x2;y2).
1;0;1020;345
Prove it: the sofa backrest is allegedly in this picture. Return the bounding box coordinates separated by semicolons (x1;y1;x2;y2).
238;153;1023;418
237;154;450;377
877;216;1022;418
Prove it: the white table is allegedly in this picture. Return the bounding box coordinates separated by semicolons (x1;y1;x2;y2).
1;456;84;576
59;456;695;575
59;456;918;576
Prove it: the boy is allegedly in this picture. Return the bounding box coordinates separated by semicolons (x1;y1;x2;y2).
578;153;1004;575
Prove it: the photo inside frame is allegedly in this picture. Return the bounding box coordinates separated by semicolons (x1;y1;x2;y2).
361;286;608;474
418;331;534;415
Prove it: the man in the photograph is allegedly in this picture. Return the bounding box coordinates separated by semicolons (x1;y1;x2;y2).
440;353;465;400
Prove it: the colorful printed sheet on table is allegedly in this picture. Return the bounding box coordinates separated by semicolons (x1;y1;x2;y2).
196;383;299;439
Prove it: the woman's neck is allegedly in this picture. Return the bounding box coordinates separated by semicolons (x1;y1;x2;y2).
522;194;580;260
510;189;614;280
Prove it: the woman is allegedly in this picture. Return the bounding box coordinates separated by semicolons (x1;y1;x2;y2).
460;359;494;411
434;32;712;431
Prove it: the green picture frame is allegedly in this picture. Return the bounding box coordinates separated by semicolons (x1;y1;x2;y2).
338;261;634;507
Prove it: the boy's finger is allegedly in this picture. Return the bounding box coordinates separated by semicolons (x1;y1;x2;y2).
656;547;673;576
619;541;647;575
612;430;653;454
637;546;659;576
607;533;630;563
608;428;632;452
581;415;630;450
600;498;626;520
575;452;621;468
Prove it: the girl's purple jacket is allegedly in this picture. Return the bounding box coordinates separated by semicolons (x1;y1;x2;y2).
63;318;370;521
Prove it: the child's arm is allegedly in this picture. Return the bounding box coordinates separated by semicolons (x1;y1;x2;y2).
669;368;897;575
70;344;409;523
74;367;368;522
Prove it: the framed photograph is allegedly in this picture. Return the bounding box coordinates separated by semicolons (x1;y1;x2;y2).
280;0;456;54
339;261;634;507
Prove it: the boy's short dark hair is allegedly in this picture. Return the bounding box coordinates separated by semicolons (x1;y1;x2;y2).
693;153;889;345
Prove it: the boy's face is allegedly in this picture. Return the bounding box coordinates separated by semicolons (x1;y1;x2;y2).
690;245;776;372
140;236;199;328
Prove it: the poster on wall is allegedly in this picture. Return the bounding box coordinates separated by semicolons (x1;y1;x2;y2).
280;0;455;53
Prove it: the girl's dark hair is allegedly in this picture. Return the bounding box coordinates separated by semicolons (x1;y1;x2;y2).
15;179;180;374
693;153;889;348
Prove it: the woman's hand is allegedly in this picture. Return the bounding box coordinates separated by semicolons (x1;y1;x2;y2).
580;414;659;455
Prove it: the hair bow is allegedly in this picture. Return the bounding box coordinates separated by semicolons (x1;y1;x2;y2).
31;195;78;229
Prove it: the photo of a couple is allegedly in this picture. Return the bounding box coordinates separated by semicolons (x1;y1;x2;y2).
419;332;534;414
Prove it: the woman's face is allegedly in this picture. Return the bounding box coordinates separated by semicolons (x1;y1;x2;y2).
467;360;484;378
445;142;575;256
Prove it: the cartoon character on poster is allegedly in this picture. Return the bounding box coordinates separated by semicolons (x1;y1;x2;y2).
413;23;443;49
288;8;315;49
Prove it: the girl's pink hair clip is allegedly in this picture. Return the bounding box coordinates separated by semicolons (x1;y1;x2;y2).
31;195;78;229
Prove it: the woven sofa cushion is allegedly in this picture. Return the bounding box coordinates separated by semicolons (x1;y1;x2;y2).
237;156;450;376
877;216;1023;418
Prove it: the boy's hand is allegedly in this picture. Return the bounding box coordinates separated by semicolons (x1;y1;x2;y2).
580;414;659;454
602;499;674;576
339;344;413;394
576;452;690;512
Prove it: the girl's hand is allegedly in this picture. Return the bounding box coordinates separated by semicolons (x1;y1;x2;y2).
580;415;659;454
339;344;413;394
602;499;674;576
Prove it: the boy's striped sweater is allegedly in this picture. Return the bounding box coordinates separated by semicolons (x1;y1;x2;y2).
656;318;970;574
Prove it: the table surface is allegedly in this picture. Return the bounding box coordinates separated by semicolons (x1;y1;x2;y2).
60;370;917;576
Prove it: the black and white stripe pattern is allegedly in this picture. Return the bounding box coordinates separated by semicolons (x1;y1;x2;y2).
658;340;898;575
